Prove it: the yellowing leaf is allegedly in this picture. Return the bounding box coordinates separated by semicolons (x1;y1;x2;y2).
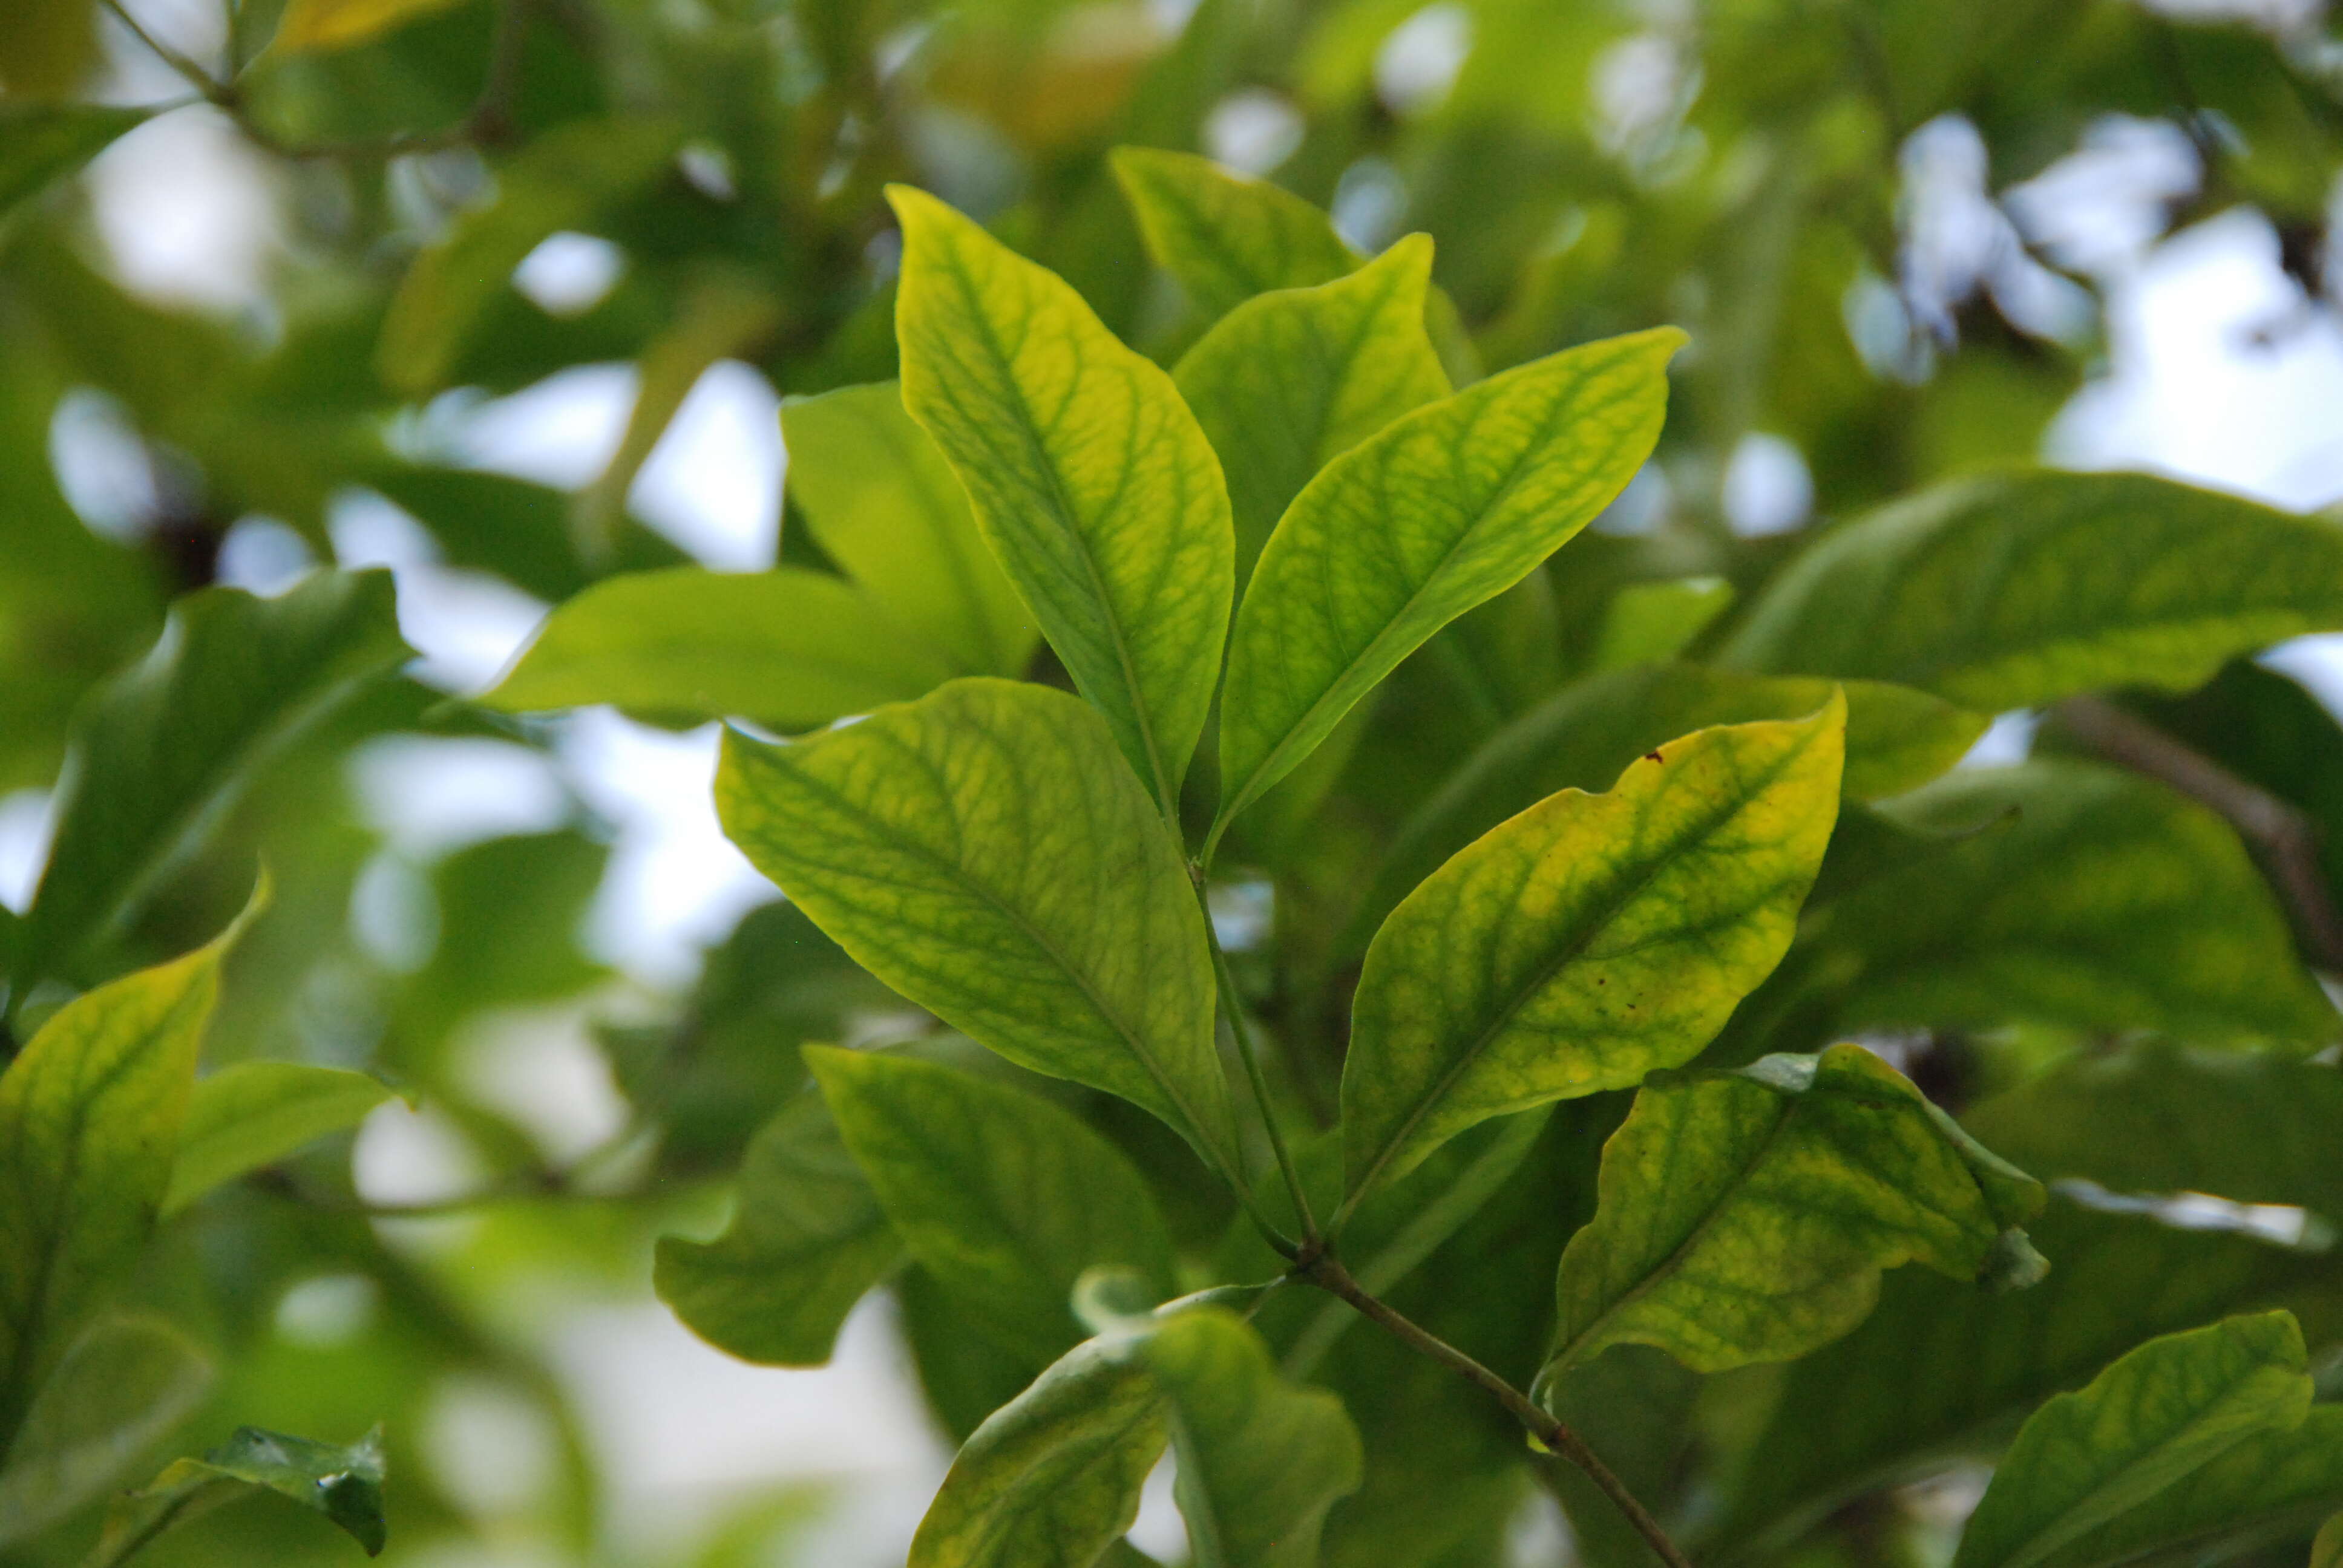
781;382;1037;678
1544;1044;2046;1382
1213;327;1682;850
1953;1313;2313;1568
1174;235;1450;583
1720;470;2343;711
1342;700;1845;1203
715;678;1237;1178
273;0;477;53
0;886;264;1450
888;185;1233;814
483;565;960;731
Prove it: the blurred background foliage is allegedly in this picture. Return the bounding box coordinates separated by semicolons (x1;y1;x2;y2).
2;0;2342;1563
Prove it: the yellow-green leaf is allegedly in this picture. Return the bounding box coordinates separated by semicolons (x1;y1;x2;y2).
910;1333;1165;1568
379;118;683;395
0;887;263;1451
1212;327;1682;849
1110;147;1361;322
807;1047;1176;1365
715;678;1237;1177
1720;470;2343;711
1591;577;1736;671
483;565;959;731
655;1084;902;1367
1141;1307;1363;1568
888;185;1233;813
2315;1511;2343;1568
1543;1044;2046;1382
2031;1406;2343;1568
1953;1312;2313;1568
162;1062;395;1218
1173;235;1449;583
1342;700;1846;1203
781;382;1037;678
273;0;477;53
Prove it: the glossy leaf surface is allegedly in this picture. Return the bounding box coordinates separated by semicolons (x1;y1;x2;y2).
1173;236;1449;581
1142;1307;1364;1568
890;185;1233;811
1720;471;2343;710
781;381;1037;677
1545;1044;2045;1380
91;1425;388;1563
655;1085;902;1367
1953;1312;2312;1568
909;1334;1164;1568
1343;701;1845;1201
1214;326;1682;839
163;1062;394;1217
483;566;958;731
19;570;403;987
715;679;1236;1174
809;1047;1176;1364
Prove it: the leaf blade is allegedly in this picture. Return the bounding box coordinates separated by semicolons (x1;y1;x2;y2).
163;1062;394;1217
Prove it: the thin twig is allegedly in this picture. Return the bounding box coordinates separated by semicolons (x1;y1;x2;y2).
1198;878;1320;1243
102;0;229;102
1299;1253;1697;1568
2054;696;2343;974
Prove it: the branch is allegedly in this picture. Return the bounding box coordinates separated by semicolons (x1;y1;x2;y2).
2054;695;2343;974
1196;875;1320;1246
1297;1253;1696;1568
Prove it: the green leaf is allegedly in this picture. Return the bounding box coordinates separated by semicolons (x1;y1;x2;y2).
19;570;405;988
89;1425;388;1564
0;103;148;219
2029;1406;2343;1568
1542;1044;2046;1382
367;465;689;603
1109;148;1362;322
888;185;1234;812
715;678;1237;1178
0;1316;212;1548
655;1083;903;1367
1953;1312;2313;1568
909;1334;1165;1568
1719;471;2343;711
162;1062;395;1218
378;117;683;395
1341;700;1846;1202
1807;760;2337;1046
1351;664;1987;953
1141;1307;1364;1568
1211;326;1682;846
807;1047;1176;1365
781;381;1037;678
2316;1511;2343;1568
1172;235;1449;583
1591;577;1737;671
481;566;960;731
0;888;263;1453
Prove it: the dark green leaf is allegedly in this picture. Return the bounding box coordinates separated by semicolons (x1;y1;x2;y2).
1541;1044;2045;1381
0;103;148;219
781;381;1037;679
19;570;405;988
90;1425;388;1564
1342;701;1845;1201
655;1083;903;1367
1590;577;1737;671
1720;471;2343;711
1173;235;1449;583
715;679;1237;1178
1953;1312;2312;1568
482;565;959;731
0;890;261;1452
889;185;1234;813
1211;326;1682;844
808;1047;1176;1365
367;465;689;603
163;1062;394;1217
